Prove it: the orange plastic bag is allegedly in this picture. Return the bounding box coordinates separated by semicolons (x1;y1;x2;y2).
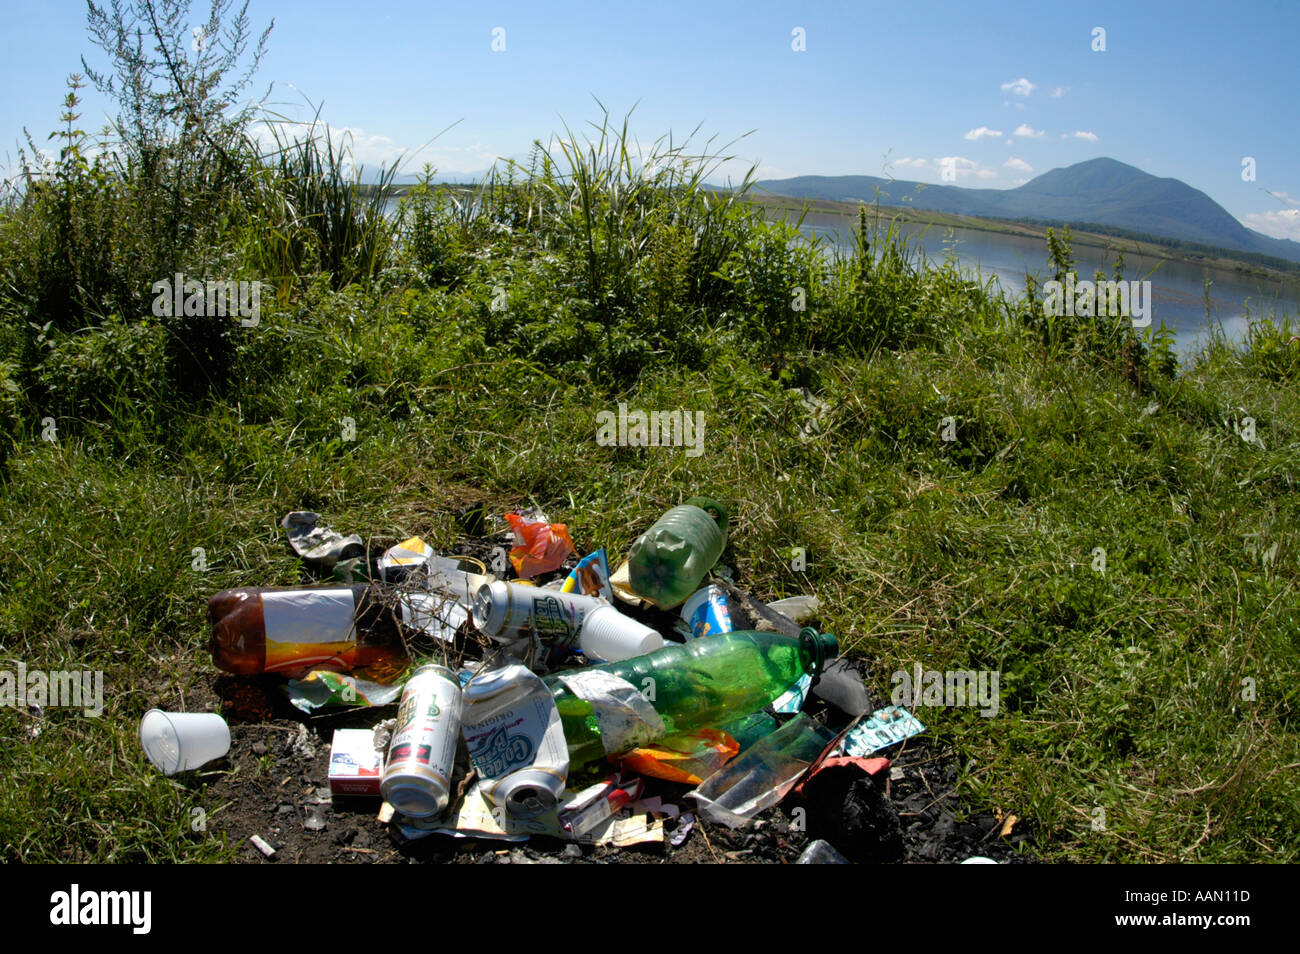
614;729;740;785
504;512;576;579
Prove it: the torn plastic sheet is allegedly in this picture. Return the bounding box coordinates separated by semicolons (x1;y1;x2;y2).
767;595;820;623
614;728;738;785
556;669;665;754
281;511;364;568
286;671;405;712
688;713;837;829
811;658;872;717
831;705;925;757
401;593;467;641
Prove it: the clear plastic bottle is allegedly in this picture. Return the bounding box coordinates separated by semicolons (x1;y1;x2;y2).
626;497;729;609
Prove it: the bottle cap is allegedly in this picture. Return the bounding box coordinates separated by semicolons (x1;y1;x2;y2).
799;628;838;676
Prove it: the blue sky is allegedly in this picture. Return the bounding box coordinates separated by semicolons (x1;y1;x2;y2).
3;0;1298;239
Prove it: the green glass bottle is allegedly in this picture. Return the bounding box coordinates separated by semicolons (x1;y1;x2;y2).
545;627;838;771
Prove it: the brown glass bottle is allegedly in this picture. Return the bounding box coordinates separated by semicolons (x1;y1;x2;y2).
209;585;415;677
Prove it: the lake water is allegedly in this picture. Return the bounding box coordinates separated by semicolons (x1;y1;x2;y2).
798;211;1300;358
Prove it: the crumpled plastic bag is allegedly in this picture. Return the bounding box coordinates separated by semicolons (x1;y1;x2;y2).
504;511;575;578
614;729;739;785
286;670;406;713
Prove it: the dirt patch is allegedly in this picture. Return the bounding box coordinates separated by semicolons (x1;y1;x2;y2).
190;684;1034;864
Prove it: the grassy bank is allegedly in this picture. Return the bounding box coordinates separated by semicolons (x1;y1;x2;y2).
1;75;1298;862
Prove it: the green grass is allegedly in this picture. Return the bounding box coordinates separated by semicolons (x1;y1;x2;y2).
1;102;1298;863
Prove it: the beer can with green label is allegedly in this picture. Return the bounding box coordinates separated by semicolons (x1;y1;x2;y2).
381;664;461;818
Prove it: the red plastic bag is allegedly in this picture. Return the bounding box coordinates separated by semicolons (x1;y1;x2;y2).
504;512;576;579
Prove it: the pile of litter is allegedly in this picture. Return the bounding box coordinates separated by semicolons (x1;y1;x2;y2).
139;499;1023;863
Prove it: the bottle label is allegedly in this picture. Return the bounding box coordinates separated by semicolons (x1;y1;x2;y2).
262;589;358;673
465;721;536;778
556;670;666;755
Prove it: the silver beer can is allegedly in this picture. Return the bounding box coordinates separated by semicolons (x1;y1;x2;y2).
471;580;606;642
381;664;461;817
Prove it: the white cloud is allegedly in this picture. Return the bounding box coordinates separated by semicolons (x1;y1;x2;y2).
1062;130;1100;141
1014;124;1045;139
1010;177;1030;186
1004;157;1034;172
964;126;1003;141
1001;77;1036;97
1050;86;1069;98
1243;209;1300;241
894;157;930;168
934;156;994;181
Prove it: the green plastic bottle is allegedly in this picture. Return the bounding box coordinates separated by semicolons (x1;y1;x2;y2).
627;497;729;609
544;627;837;771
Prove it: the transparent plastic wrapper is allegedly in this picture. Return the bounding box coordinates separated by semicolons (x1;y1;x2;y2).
504;512;575;579
286;670;406;712
614;728;739;785
796;839;852;864
767;595;820;624
688;713;837;828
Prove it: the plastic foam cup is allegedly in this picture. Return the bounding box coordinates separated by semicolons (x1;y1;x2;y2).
578;605;666;662
140;709;231;776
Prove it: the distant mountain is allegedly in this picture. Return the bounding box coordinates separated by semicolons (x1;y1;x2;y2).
756;158;1300;264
